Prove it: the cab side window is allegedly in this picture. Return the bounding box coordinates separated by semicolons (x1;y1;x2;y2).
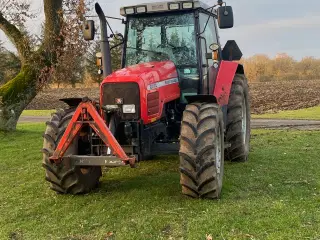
199;13;218;67
199;13;218;91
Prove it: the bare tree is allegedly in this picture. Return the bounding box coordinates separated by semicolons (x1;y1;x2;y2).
50;0;90;88
0;0;87;131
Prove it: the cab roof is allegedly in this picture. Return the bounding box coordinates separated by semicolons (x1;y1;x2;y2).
120;0;212;16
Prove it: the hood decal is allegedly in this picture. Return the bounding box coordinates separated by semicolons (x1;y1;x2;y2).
147;77;179;91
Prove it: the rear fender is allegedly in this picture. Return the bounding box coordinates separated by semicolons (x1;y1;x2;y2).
213;61;243;105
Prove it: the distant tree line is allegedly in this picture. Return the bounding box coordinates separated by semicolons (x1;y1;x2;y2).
241;53;320;82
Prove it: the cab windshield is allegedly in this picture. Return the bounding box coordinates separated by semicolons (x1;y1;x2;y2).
125;13;199;80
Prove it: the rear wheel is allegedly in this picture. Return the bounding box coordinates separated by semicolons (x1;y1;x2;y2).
179;102;224;199
42;108;101;194
226;74;251;162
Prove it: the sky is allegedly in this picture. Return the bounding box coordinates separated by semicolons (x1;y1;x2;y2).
1;0;320;60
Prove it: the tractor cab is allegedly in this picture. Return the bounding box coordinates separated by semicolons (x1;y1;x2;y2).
120;0;235;102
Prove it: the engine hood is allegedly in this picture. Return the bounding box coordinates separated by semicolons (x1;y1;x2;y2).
100;60;181;125
101;61;178;88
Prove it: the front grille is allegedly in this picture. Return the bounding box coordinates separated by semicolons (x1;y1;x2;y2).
102;82;140;120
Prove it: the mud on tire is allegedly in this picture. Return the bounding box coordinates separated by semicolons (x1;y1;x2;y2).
179;102;224;199
42;108;101;194
226;74;251;162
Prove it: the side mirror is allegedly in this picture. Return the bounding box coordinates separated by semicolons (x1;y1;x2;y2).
83;20;95;41
217;6;234;29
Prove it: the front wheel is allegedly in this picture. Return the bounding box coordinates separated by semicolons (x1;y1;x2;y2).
42;108;102;194
179;102;224;199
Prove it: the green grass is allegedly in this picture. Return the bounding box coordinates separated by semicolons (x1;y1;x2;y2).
253;106;320;120
21;110;55;117
1;124;320;239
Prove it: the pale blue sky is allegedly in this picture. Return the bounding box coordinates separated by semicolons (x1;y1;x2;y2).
1;0;320;60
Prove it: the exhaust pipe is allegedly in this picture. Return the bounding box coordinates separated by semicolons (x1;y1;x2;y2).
95;3;112;77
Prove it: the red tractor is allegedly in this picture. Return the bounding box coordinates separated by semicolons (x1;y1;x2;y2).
42;0;250;199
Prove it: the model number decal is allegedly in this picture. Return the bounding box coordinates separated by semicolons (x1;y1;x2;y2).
147;78;179;90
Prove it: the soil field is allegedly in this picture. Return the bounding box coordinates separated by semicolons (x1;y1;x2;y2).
26;80;320;114
249;80;320;114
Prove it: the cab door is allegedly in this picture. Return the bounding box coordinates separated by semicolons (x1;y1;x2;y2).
198;12;220;95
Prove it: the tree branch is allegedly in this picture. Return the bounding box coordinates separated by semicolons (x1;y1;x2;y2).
0;12;31;64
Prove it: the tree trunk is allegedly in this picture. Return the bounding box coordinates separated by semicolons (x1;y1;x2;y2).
0;0;63;132
0;65;37;131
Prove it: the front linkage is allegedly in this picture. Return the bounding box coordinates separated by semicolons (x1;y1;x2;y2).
49;98;136;168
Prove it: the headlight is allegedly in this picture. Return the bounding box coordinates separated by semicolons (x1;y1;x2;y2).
123;105;136;114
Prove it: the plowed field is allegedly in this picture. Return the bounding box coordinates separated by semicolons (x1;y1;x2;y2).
27;80;320;114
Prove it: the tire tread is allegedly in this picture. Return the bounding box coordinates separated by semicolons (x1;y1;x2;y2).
179;102;224;199
42;108;101;194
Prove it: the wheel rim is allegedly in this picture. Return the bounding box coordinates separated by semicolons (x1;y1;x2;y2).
242;97;247;145
215;125;222;176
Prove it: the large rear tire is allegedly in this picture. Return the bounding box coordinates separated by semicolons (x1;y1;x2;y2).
179;102;224;199
42;108;102;194
226;74;251;162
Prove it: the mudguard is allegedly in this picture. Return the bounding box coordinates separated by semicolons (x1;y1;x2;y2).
213;61;243;105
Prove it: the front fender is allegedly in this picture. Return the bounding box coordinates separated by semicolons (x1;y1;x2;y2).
214;61;241;105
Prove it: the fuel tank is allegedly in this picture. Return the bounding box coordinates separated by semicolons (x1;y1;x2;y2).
100;61;180;124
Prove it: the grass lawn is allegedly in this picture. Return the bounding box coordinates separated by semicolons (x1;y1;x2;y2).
1;124;320;239
253;106;320;120
21;110;55;117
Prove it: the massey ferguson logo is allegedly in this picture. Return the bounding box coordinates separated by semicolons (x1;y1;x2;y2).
115;98;123;104
147;78;179;90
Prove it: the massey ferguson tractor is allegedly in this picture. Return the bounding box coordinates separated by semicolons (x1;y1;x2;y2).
42;0;251;199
